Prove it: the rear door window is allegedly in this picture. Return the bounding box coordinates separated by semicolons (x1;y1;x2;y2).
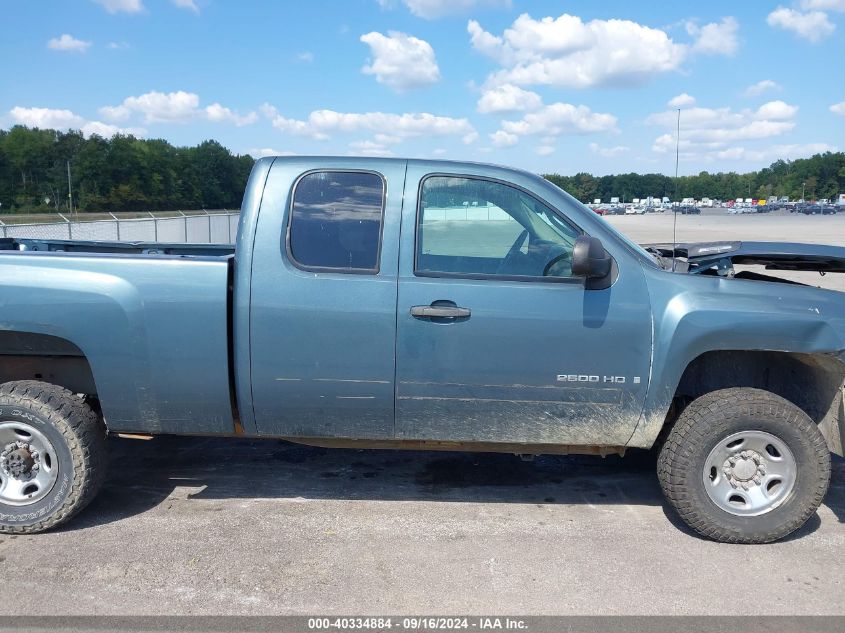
287;171;385;272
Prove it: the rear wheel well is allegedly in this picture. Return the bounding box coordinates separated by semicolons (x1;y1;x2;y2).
672;350;844;454
0;331;97;398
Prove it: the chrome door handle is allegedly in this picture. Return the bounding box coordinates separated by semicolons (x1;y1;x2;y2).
410;304;471;319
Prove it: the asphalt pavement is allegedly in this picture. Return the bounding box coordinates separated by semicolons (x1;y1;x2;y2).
1;212;844;616
0;436;842;615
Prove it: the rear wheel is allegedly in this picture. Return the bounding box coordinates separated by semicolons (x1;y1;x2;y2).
657;388;830;543
0;381;107;534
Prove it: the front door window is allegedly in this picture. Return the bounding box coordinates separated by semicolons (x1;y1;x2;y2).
416;176;581;279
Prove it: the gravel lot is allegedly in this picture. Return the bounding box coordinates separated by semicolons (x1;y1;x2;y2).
0;211;843;616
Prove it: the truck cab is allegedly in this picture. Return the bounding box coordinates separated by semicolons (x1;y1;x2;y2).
238;158;653;447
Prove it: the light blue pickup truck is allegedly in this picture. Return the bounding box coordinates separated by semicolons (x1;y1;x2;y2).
1;157;843;543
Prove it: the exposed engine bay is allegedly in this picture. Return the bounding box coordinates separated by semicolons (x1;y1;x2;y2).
644;241;845;288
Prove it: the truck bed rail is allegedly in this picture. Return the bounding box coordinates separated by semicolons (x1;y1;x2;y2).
0;237;235;257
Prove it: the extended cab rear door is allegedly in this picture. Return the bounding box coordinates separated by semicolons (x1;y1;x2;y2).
248;158;406;439
394;163;653;446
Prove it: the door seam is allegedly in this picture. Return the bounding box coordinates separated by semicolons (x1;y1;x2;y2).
392;160;409;439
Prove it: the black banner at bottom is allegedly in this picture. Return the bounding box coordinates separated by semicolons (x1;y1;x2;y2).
0;616;843;633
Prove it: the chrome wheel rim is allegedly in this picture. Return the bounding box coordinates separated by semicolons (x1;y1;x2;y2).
703;430;797;517
0;421;60;506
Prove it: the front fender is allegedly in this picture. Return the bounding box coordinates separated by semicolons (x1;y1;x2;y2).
628;268;845;448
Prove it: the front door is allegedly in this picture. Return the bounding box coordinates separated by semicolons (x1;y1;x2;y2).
395;169;652;446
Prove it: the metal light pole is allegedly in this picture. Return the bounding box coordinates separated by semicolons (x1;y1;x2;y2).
66;161;73;216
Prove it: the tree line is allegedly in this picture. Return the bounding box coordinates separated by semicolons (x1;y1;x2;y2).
544;151;845;203
0;126;254;214
1;125;843;214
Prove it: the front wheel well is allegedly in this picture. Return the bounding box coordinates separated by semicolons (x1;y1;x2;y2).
671;350;845;455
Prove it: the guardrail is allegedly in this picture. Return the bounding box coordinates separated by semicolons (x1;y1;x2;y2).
0;211;240;244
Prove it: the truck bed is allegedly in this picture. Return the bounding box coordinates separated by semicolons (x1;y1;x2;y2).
0;246;235;434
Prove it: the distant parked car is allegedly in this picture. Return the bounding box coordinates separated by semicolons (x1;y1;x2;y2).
822;205;838;215
675;205;701;215
801;204;823;215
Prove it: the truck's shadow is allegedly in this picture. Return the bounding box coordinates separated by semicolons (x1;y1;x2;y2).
72;436;844;539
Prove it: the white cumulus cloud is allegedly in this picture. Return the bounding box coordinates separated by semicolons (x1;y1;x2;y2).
477;84;542;114
467;13;738;90
800;0;845;11
388;0;511;19
100;91;200;123
647;100;801;161
767;7;835;42
99;91;256;126
830;102;845;115
348;139;395;157
755;100;798;120
687;17;740;55
499;103;618;137
668;93;696;108
246;148;297;159
260;105;476;146
92;0;144;14
489;130;519;146
172;0;199;12
744;80;781;97
589;143;630;157
9;107;84;129
8;106;145;137
715;143;838;163
360;31;440;91
205;103;258;126
80;120;147;137
47;34;92;53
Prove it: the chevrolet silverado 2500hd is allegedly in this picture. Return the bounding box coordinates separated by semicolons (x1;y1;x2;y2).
0;156;843;543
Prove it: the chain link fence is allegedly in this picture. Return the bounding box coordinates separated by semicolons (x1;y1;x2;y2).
0;211;240;244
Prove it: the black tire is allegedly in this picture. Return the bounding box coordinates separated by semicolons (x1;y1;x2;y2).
0;381;107;534
657;387;830;544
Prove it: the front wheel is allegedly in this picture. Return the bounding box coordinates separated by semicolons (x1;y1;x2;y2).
657;388;830;543
0;381;107;534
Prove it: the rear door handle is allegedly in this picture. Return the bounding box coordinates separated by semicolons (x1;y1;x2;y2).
410;304;471;319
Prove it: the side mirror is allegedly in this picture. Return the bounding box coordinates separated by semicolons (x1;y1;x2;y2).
571;235;612;279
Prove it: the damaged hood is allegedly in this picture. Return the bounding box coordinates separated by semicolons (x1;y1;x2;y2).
644;241;845;274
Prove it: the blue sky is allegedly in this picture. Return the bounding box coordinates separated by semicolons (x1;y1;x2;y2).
2;0;844;175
